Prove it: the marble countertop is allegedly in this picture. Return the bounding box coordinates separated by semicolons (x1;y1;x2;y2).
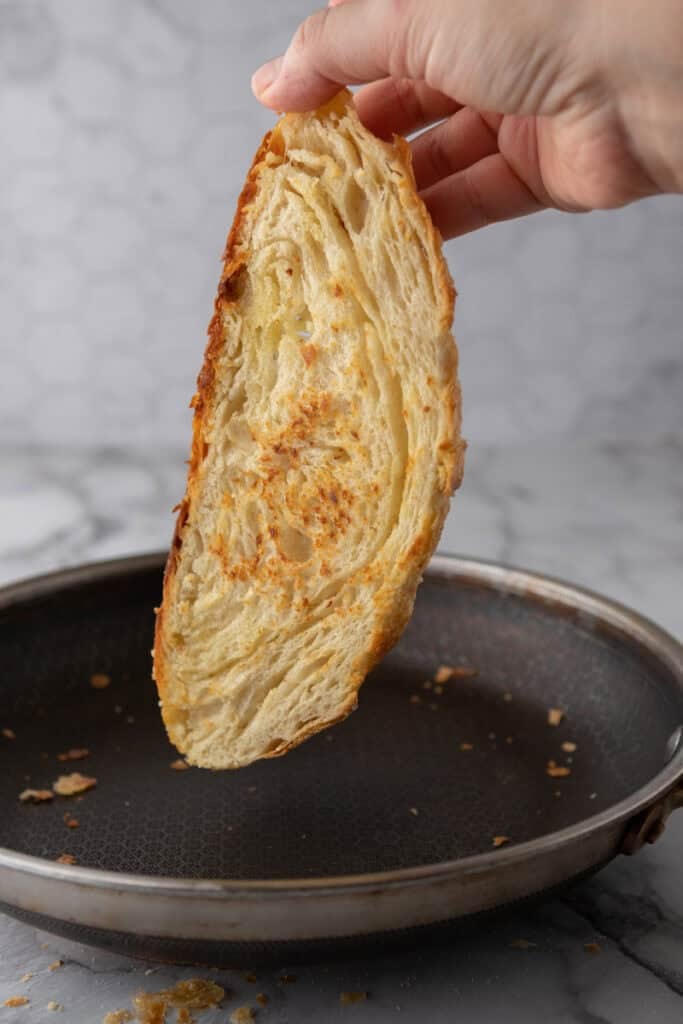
1;441;681;1022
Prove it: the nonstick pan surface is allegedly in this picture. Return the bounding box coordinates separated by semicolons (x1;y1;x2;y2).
0;553;681;965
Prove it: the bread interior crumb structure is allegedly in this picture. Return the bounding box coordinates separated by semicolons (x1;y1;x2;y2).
153;92;464;769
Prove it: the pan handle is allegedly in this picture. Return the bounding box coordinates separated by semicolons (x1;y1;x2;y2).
621;727;683;855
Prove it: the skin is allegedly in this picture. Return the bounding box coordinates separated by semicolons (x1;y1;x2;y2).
251;0;683;239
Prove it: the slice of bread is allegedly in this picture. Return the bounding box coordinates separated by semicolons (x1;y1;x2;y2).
153;91;464;769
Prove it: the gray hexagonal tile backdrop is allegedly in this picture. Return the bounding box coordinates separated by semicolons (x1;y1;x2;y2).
1;0;682;448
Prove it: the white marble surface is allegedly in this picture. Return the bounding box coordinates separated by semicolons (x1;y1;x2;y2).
1;0;683;449
0;441;681;1022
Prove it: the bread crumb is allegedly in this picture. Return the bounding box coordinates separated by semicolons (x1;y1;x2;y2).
2;727;16;739
256;994;269;1007
20;973;32;983
90;673;111;689
340;991;368;1005
48;960;63;971
4;996;29;1007
561;741;577;753
433;684;443;696
102;1011;134;1024
547;707;565;726
64;814;79;829
546;760;571;778
589;792;597;800
132;993;167;1023
408;695;421;704
492;836;509;847
230;1008;255;1024
176;1009;192;1024
56;854;77;864
53;772;97;796
421;680;432;690
19;788;54;803
434;665;477;683
503;692;513;702
57;748;89;762
555;790;562;797
126;715;136;725
244;973;257;984
505;736;513;744
584;941;601;954
409;807;419;816
278;974;297;985
510;939;536;949
47;1001;62;1011
459;742;473;751
170;759;189;771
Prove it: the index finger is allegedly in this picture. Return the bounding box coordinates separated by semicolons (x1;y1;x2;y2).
252;0;434;112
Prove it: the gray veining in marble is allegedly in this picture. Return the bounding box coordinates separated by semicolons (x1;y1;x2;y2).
0;0;682;449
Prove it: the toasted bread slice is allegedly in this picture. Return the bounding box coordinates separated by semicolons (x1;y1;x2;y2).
153;91;464;769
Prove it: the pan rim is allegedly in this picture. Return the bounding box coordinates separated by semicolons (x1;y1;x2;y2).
1;550;681;898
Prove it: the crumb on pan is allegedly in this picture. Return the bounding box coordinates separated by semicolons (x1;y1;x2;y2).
492;836;509;847
278;974;297;985
546;760;571;778
4;996;30;1007
409;807;419;816
102;1013;134;1024
170;758;190;771
340;991;368;1005
20;973;32;983
2;727;16;739
256;994;269;1006
434;665;477;683
230;1008;255;1024
56;854;77;864
433;684;444;695
547;707;565;726
64;814;79;829
561;741;577;753
408;695;421;704
47;1001;62;1011
428;702;438;711
422;680;432;690
459;742;473;751
503;692;513;702
57;748;89;762
509;939;537;949
19;788;54;803
48;961;63;971
53;772;97;796
244;973;257;984
584;941;601;954
90;673;111;689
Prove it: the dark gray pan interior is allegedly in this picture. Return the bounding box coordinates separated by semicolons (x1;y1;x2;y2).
2;556;681;881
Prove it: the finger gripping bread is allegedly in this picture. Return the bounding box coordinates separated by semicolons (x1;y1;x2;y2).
153;91;464;769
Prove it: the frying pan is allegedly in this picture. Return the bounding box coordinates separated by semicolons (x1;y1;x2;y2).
0;552;681;967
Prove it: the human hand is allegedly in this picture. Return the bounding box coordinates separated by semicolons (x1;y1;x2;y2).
252;0;683;239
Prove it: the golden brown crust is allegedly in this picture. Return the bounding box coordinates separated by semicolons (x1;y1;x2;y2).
153;90;464;764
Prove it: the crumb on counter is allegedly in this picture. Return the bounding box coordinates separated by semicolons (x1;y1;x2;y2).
90;673;111;689
492;836;509;848
561;741;577;753
547;707;565;726
230;1008;255;1024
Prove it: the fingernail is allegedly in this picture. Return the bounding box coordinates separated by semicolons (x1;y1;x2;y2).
252;56;283;99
